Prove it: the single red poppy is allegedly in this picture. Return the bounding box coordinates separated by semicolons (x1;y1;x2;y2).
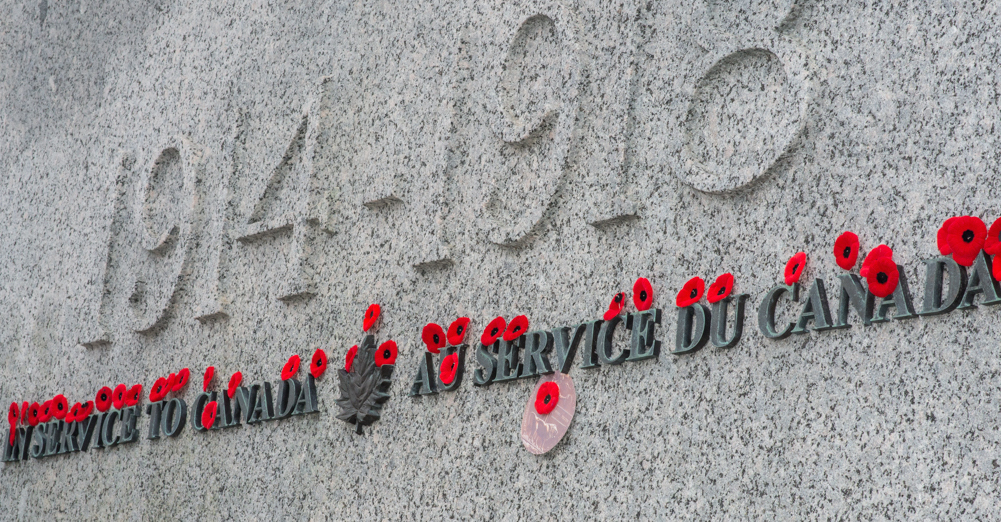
947;216;987;266
993;254;1001;281
676;277;705;308
421;323;447;354
79;401;94;419
95;386;113;413
203;367;214;392
7;402;17;426
39;401;53;423
985;217;1001;255
375;340;398;366
310;348;328;378
481;317;507;346
363;303;381;332
603;293;626;321
937;217;958;255
866;257;900;298
112;384;127;410
833;231;860;270
281;354;301;380
784;252;807;285
67;402;82;423
633;277;654;311
20;401;28;425
202;401;218;429
707;273;734;304
860;245;893;278
446;317;470;346
227;372;242;399
150;377;168;402
504;315;529;341
173;368;190;392
535;381;560;415
124;385;142;407
27;402;41;427
345;345;358;372
439;352;459;385
52;394;68;420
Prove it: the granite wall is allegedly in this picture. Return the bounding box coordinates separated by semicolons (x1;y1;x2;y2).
3;0;1001;519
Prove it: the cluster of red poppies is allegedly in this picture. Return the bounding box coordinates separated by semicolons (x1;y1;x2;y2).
343;304;399;374
937;216;1001;278
604;277;655;319
827;232;900;297
6;382;146;442
148;368;190;403
421;317;470;385
676;273;734;308
281;350;329;382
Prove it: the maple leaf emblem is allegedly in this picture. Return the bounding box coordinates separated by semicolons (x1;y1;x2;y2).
335;334;394;434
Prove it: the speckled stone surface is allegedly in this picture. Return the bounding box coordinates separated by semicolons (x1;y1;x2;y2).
3;0;1001;519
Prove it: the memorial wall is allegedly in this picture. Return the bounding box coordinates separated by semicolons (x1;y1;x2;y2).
3;0;1001;518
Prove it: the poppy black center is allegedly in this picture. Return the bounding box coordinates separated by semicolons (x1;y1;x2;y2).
543;395;551;405
640;291;647;301
315;359;321;367
690;288;697;298
100;394;107;401
793;263;800;274
383;349;391;359
514;326;520;333
717;287;725;295
457;325;463;335
56;403;63;411
842;246;852;258
877;272;889;284
615;294;622;303
433;334;440;344
963;230;975;243
491;327;499;336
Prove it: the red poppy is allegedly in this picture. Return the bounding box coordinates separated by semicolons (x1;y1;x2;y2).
112;384;127;410
535;381;560;415
165;373;178;394
504;315;529;341
39;401;53;423
173;368;190;392
310;348;328;378
993;254;1001;281
227;372;242;399
363;303;381;332
375;340;398;366
95;386;113;412
79;401;94;419
603;293;626;321
20;402;27;425
281;354;301;380
345;345;358;372
439;352;459;385
707;273;734;304
866;257;900;298
633;277;654;311
124;385;142;407
676;277;705;307
481;316;507;346
784;252;807;285
985;217;1001;255
946;216;987;266
7;402;17;426
860;245;893;278
52;394;68;420
937;217;959;255
150;377;168;402
834;231;860;270
421;323;446;354
201;401;218;429
67;403;82;423
27;402;41;427
447;317;470;346
203;367;214;392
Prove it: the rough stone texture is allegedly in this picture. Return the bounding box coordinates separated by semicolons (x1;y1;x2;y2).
3;0;1001;519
